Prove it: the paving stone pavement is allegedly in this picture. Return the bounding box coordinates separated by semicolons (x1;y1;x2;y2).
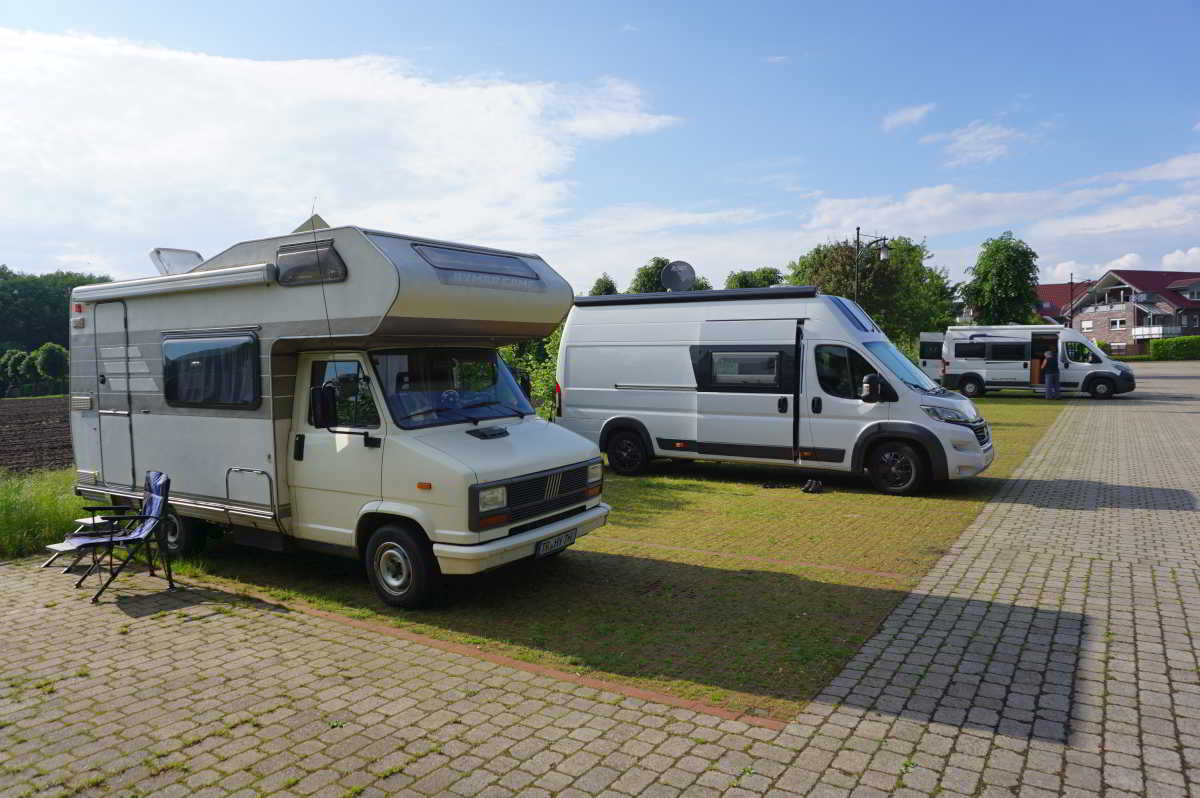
1;362;1197;797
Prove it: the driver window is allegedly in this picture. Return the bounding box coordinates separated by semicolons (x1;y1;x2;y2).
309;360;380;428
1064;341;1100;364
815;345;877;400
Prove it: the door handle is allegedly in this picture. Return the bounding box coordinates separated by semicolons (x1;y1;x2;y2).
293;433;305;461
777;397;788;413
811;397;822;414
1022;362;1028;368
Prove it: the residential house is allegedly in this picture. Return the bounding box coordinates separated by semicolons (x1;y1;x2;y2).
1035;281;1092;324
1066;270;1200;355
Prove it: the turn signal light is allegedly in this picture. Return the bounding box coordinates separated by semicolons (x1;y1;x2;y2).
585;485;602;498
479;513;510;529
416;482;432;490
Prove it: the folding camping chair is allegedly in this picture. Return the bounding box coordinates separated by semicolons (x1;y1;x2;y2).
43;471;175;603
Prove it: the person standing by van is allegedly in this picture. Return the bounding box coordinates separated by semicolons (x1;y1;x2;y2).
1043;349;1061;399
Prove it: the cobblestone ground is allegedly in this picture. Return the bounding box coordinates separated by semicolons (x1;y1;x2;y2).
1;362;1197;797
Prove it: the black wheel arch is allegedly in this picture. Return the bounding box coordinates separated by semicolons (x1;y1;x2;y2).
1080;372;1117;394
355;512;429;561
599;417;656;456
851;422;949;482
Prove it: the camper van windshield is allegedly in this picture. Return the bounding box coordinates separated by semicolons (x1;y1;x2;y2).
864;341;939;392
370;349;534;429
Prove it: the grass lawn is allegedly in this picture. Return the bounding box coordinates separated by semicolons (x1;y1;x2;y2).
0;469;87;560
163;394;1066;721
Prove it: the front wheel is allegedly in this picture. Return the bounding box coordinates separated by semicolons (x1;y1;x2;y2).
1089;378;1115;399
867;442;929;496
365;525;440;609
958;377;985;398
606;430;650;476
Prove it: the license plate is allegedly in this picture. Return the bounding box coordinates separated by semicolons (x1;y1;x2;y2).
536;529;577;557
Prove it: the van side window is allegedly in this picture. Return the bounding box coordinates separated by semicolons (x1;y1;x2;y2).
162;334;260;408
711;352;780;387
988;343;1027;361
918;341;942;359
954;342;985;358
1065;341;1101;364
814;345;877;400
277;240;348;286
309;361;380;428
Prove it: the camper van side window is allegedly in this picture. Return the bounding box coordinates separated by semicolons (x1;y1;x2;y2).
308;361;380;428
413;244;538;280
162;335;260;409
988;343;1028;361
277;240;348;286
954;342;986;359
814;345;877;400
1065;341;1101;364
918;341;943;359
711;352;780;387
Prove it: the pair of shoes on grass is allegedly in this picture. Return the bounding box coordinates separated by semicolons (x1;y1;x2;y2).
801;478;823;494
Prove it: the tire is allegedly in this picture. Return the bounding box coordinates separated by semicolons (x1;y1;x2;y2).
364;524;439;609
958;377;985;398
606;429;650;476
1089;378;1115;399
867;441;929;496
162;507;206;556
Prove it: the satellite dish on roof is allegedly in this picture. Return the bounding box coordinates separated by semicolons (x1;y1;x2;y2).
660;260;696;292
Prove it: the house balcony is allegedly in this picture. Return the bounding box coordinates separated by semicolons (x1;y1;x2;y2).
1078;303;1126;314
1132;325;1182;339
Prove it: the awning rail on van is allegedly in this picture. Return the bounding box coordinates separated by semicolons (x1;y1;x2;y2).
574;285;818;306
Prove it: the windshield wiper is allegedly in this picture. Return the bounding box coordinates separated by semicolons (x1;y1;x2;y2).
460;399;527;419
396;405;480;425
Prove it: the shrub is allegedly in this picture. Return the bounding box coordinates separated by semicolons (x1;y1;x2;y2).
1114;354;1154;362
1096;340;1112;355
1150;335;1200;360
33;342;68;381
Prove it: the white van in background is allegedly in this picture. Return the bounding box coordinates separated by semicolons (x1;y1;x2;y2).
555;287;994;495
937;324;1135;399
918;332;944;383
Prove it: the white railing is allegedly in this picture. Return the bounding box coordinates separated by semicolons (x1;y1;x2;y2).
1078;303;1127;314
1132;326;1182;339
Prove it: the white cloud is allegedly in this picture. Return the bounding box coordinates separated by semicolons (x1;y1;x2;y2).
1029;194;1200;237
621;23;639;32
764;55;788;64
1163;246;1200;269
0;29;674;282
1044;253;1143;282
921;120;1024;166
881;102;935;132
1103;152;1200;183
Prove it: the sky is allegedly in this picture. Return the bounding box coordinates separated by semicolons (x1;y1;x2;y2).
1;0;1199;292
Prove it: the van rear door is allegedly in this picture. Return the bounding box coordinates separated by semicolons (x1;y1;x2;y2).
918;333;944;383
693;319;805;462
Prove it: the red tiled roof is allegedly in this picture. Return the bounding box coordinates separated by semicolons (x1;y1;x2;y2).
1166;276;1200;290
1036;281;1092;315
1110;269;1200;309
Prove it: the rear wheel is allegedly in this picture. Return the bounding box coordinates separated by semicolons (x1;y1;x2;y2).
867;442;929;496
958;376;985;398
162;507;206;557
1089;378;1115;399
606;430;650;476
365;524;439;609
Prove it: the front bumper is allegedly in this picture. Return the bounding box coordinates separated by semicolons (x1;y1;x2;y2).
433;503;610;575
947;442;994;479
1117;373;1136;394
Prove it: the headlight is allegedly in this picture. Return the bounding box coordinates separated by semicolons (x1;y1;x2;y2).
477;486;507;512
587;462;603;483
921;404;971;424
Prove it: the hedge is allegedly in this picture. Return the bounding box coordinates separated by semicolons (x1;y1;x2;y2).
1114;355;1155;362
1149;335;1200;360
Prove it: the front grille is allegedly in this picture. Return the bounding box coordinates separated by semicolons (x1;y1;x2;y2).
507;465;589;509
509;505;589;536
969;421;991;447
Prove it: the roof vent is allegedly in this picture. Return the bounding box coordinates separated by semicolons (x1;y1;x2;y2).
149;248;204;275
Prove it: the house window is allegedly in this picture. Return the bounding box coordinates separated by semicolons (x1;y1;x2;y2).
1080;320;1093;332
163;334;260;409
1109;318;1127;330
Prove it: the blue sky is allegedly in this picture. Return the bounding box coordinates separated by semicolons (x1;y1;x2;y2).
2;0;1199;290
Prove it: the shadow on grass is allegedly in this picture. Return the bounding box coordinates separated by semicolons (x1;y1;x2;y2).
181;541;1081;739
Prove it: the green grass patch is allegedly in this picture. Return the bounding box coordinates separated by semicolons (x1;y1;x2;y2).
169;394;1065;721
0;469;87;559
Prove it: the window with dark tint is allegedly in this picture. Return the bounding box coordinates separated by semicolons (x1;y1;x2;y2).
309;361;380;428
815;345;877;400
954;342;986;358
919;341;943;359
711;352;780;387
988;343;1028;361
413;244;538;280
277;240;348;286
163;335;259;408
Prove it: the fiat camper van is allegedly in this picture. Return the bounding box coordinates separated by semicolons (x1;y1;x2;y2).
555;287;994;495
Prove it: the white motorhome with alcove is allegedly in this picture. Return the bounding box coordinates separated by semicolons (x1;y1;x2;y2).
555;287;994;495
936;324;1136;399
69;217;609;607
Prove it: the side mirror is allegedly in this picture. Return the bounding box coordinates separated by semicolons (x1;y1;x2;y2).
860;374;881;403
309;385;338;428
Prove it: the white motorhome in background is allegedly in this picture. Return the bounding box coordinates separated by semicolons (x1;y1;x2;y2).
555;287;994;495
937;324;1135;399
918;332;944;383
70;219;609;607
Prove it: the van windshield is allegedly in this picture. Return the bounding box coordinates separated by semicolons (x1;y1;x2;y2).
369;348;534;429
864;341;940;392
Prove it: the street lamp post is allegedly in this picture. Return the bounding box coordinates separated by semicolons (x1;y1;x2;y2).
854;226;890;304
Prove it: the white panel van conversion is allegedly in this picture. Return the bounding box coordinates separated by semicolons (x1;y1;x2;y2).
937;324;1135;399
555;287;994;495
69;221;609;607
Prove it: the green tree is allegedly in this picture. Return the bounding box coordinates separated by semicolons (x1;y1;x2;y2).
33;342;69;381
626;257;712;293
959;232;1039;325
0;349;21;394
500;325;562;418
0;265;111;351
724;267;783;289
7;351;30;386
588;273;618;296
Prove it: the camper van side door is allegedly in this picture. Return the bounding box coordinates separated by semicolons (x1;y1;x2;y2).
290;354;386;548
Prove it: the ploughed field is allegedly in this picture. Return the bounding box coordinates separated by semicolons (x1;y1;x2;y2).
0;397;71;473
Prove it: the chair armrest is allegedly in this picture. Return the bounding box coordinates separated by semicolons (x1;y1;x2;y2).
82;505;133;513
